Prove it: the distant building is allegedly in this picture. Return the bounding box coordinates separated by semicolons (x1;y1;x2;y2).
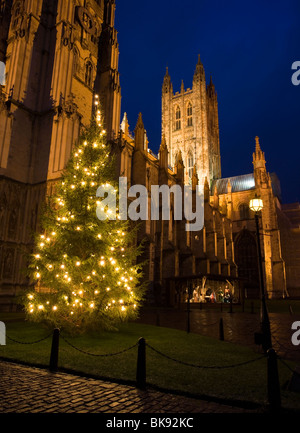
0;0;299;310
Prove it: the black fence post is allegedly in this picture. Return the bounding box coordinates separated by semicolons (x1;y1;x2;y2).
219;318;224;341
267;348;281;412
136;337;146;389
49;328;60;372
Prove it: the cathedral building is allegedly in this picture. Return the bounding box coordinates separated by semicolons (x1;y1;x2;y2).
0;0;299;310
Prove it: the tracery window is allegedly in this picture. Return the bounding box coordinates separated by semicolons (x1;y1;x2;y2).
85;61;93;87
175;106;181;130
187;151;194;181
187;102;193;126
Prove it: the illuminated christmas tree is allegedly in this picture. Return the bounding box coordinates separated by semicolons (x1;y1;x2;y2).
23;99;145;333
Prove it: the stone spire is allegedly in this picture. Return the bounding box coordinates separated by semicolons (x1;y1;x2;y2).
213;184;219;209
253;136;267;187
175;150;184;183
181;80;185;93
162;66;173;94
134;113;145;151
204;176;210;202
159;135;169;169
193;54;205;82
121;112;129;137
192;164;198;191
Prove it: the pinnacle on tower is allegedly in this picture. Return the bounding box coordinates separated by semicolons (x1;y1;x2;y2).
181;80;185;93
204;176;210;202
192;164;199;190
227;179;232;194
193;54;205;80
159;135;169;169
134;113;145;151
163;66;173;93
121;112;129;136
253;136;266;165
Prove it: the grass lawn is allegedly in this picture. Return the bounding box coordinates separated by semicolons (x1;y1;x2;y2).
0;315;300;412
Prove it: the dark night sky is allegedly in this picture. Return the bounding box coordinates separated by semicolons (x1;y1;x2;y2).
115;0;300;204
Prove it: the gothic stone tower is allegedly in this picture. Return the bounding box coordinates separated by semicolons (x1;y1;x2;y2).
0;0;121;309
161;56;221;188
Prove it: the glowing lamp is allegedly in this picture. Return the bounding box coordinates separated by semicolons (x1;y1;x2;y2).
249;197;263;213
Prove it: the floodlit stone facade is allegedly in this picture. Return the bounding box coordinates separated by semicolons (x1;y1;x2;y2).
0;0;299;309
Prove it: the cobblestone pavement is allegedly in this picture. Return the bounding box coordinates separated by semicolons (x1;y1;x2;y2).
0;361;258;413
137;306;300;363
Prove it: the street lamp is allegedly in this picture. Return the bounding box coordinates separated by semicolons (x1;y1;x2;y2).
249;196;272;352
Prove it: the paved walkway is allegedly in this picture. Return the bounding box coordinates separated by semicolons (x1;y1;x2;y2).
0;361;258;413
0;307;298;414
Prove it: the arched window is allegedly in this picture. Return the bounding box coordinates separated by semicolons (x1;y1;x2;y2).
175;106;181;130
187;151;194;181
235;229;259;298
0;61;5;86
85;61;93;87
73;48;80;76
239;203;250;220
187;102;193;127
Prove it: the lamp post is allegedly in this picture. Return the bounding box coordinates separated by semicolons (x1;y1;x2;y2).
249;196;272;352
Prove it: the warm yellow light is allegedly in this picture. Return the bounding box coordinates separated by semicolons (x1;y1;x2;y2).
121;306;126;312
99;260;105;266
76;261;81;266
36;273;41;278
28;294;34;300
38;305;44;310
249;197;263;212
53;306;57;311
35;254;40;259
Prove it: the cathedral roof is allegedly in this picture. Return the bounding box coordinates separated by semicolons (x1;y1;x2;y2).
211;173;255;195
211;172;282;201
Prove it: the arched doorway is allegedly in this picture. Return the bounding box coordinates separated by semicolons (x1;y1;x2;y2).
235;229;260;298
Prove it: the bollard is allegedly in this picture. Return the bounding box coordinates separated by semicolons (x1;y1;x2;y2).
49;328;60;372
267;348;281;412
219;318;224;341
136;337;146;389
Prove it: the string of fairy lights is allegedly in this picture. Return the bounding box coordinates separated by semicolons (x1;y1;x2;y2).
25;95;140;322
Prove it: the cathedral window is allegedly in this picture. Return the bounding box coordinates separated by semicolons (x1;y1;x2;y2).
239;203;250;220
187;102;193;126
187;151;194;181
73;48;80;76
175;106;181;130
85;61;93;88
